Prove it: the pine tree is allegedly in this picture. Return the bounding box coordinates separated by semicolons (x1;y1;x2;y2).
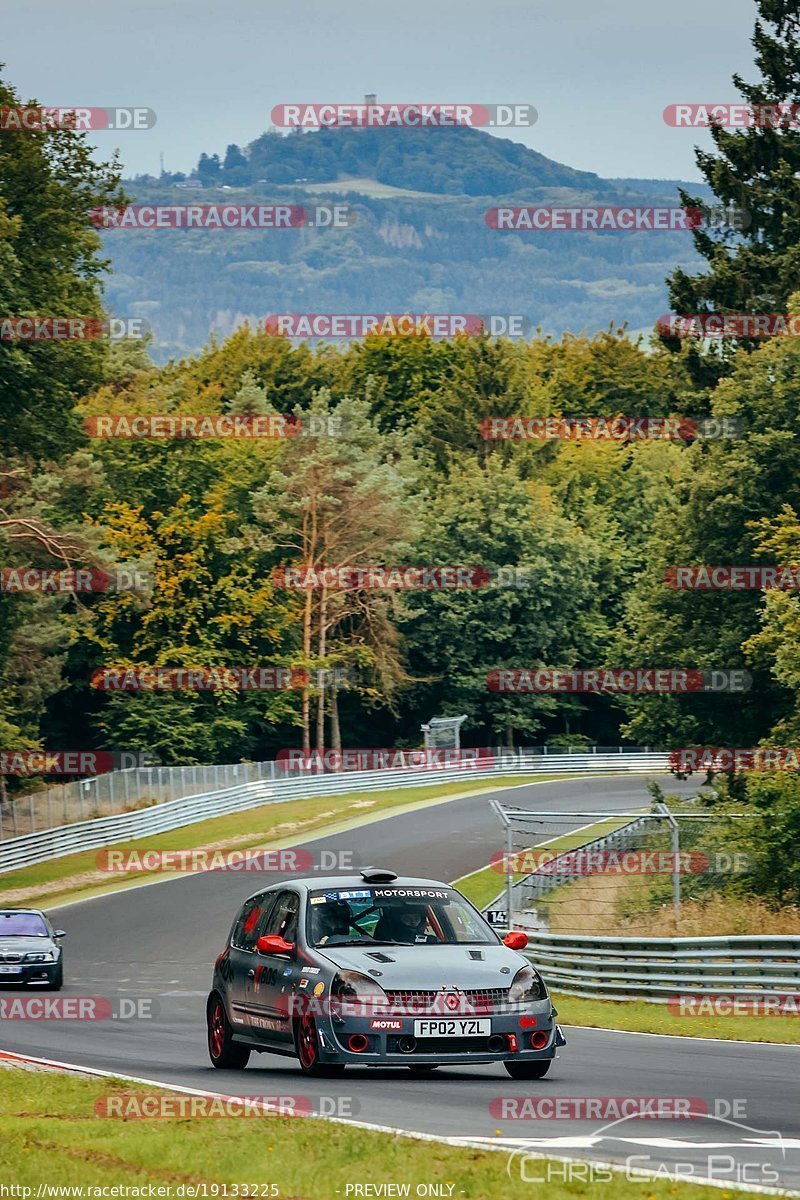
667;2;800;321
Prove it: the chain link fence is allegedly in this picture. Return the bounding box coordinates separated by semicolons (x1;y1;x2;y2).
0;745;656;839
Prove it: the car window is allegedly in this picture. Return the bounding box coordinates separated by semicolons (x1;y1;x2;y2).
231;893;273;951
306;886;498;946
263;891;299;944
0;912;49;937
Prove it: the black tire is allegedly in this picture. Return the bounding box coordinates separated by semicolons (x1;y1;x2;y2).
294;1012;345;1077
207;993;250;1069
504;1059;552;1080
50;962;63;991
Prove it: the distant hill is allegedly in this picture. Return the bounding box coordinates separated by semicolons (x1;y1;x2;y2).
106;127;714;362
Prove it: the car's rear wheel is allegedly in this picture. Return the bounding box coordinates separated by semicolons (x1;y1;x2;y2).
207;993;250;1069
504;1059;551;1079
294;1012;345;1077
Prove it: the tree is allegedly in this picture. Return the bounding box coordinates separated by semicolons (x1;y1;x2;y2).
197;152;221;183
0;69;126;460
667;3;800;327
253;391;419;753
399;460;607;748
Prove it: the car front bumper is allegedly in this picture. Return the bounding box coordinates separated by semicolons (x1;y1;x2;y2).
0;961;59;986
315;1001;566;1066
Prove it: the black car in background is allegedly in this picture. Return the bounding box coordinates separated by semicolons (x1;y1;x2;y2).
0;909;65;989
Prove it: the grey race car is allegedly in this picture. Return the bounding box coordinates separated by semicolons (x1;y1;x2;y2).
206;867;565;1077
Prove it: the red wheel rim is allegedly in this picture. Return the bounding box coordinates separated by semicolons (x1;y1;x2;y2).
209;999;226;1058
298;1012;318;1069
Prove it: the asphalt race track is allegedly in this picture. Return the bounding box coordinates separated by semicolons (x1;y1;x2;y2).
2;775;798;1192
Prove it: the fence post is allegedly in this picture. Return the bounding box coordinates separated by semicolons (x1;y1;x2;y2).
657;802;681;925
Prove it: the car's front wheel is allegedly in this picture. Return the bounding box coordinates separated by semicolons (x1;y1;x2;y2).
207;993;250;1069
50;961;63;991
294;1012;345;1077
504;1059;551;1079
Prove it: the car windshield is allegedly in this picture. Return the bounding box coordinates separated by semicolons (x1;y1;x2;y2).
0;912;49;937
306;886;497;948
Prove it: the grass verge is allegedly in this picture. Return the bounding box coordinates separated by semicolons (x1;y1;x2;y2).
455;819;798;1045
0;1065;774;1200
0;775;558;911
553;991;799;1044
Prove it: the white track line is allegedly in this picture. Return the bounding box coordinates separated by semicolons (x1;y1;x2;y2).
0;1048;797;1197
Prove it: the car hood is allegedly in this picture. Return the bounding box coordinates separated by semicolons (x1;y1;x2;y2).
0;937;55;954
315;942;528;989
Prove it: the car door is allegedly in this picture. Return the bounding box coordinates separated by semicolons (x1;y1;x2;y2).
245;889;300;1045
227;892;276;1031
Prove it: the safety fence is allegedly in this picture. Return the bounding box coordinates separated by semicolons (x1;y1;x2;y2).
0;745;662;839
0;750;670;873
522;932;800;1002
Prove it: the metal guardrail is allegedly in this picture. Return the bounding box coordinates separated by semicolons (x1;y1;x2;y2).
0;751;670;875
0;744;659;839
480;809;800;1003
523;932;800;1001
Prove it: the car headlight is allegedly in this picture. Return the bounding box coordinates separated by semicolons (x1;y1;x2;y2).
507;965;547;1004
25;951;55;963
331;971;388;1014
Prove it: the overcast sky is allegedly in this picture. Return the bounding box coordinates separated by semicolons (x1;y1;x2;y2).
3;0;757;181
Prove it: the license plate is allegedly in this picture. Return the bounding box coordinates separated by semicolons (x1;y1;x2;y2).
414;1018;490;1038
0;966;22;974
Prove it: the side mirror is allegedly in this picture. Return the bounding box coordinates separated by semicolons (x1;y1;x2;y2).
53;930;66;939
503;930;528;950
256;934;294;957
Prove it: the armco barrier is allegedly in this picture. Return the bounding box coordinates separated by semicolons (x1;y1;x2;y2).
523;931;800;1002
0;751;669;874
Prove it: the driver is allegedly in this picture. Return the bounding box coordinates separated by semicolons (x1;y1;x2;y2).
312;899;353;946
375;904;430;944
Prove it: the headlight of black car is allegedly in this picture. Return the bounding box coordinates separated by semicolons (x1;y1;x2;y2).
507;965;547;1003
25;951;55;963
